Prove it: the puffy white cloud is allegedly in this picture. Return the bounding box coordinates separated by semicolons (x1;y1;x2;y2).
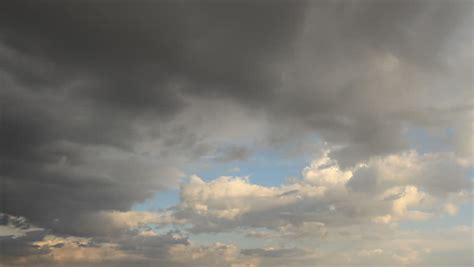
175;150;471;233
179;175;326;220
302;150;352;186
443;203;460;216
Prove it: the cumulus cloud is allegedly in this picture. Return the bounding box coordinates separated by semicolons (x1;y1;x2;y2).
173;150;471;235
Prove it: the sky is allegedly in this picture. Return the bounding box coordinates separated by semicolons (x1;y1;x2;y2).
0;1;472;266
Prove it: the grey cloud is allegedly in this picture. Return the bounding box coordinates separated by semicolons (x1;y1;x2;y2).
0;230;49;258
0;1;307;236
213;145;252;162
346;166;378;193
0;214;50;261
118;230;189;259
0;0;306;109
346;152;472;197
269;0;472;165
241;247;306;258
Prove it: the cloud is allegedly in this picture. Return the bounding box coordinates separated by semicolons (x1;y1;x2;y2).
167;242;258;267
174;150;471;233
347;150;472;197
0;214;50;264
0;1;304;235
271;1;472;166
0;1;306;109
0;1;472;266
0;214;257;267
177;174;326;224
213;146;253;163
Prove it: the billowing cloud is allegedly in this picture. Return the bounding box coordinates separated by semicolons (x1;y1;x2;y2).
175;150;471;233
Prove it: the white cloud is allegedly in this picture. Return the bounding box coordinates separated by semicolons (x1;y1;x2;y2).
176;150;471;233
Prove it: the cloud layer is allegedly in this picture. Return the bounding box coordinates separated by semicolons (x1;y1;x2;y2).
0;1;472;266
1;149;472;266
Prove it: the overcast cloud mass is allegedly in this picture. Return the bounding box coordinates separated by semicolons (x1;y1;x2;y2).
0;1;472;266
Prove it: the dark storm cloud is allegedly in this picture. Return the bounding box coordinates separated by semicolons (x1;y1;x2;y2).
0;214;50;261
267;0;472;166
0;0;307;237
0;230;49;258
0;0;305;108
1;78;178;233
